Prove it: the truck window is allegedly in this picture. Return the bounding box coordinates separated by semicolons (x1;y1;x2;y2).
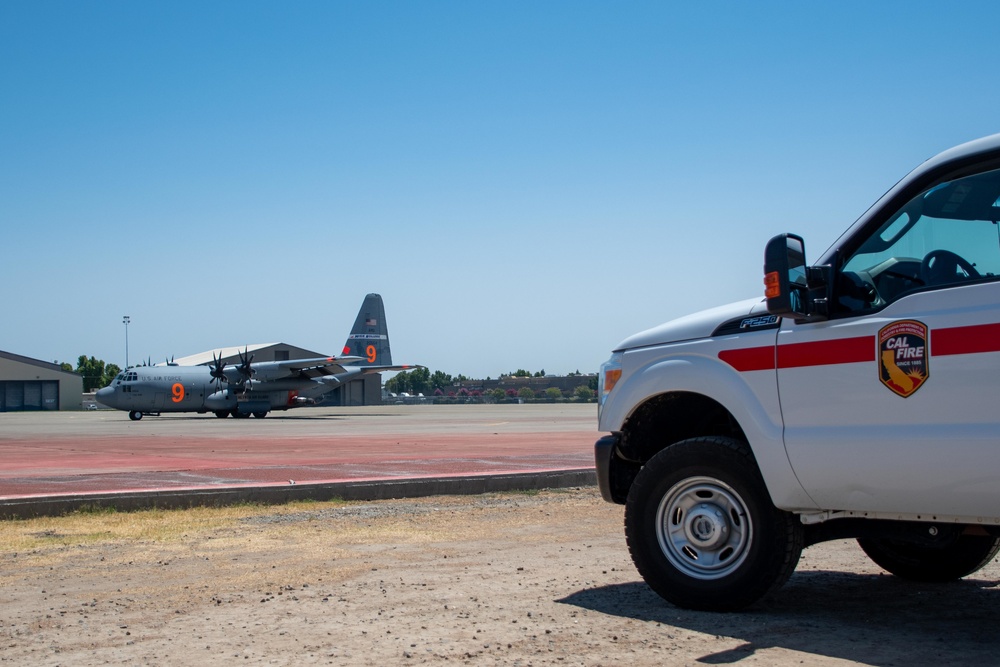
839;166;1000;311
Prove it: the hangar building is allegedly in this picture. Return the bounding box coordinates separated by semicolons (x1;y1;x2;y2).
0;350;84;411
172;343;381;406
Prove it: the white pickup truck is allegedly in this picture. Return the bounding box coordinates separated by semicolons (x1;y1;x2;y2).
596;134;1000;611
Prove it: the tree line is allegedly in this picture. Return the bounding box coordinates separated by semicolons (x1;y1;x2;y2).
384;368;597;401
56;356;121;393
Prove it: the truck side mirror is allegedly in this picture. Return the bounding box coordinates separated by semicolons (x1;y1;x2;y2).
764;234;808;317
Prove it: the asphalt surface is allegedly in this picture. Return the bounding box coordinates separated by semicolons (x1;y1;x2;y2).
0;403;598;517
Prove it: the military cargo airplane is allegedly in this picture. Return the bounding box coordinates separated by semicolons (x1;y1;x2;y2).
95;294;418;420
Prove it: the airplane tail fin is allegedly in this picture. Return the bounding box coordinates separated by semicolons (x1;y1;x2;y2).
341;293;392;366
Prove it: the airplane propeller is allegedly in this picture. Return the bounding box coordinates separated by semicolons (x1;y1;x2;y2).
236;347;255;391
209;352;228;390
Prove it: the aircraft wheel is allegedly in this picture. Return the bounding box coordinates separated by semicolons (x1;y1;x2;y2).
214;411;229;418
128;411;142;421
231;410;249;418
252;412;267;419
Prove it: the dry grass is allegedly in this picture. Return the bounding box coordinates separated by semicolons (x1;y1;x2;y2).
0;499;350;553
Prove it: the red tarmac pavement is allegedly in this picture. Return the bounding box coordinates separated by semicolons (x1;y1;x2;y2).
0;404;597;499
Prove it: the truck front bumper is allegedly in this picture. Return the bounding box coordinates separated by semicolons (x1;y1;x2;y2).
594;433;621;503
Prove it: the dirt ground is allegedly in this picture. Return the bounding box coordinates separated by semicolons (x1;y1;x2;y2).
1;486;999;667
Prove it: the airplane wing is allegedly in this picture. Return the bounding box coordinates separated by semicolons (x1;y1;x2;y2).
264;356;366;380
280;356;364;372
358;364;423;374
224;356;366;383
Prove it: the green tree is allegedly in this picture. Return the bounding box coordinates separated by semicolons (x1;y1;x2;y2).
534;369;546;377
517;387;535;400
75;355;115;392
386;367;432;395
386;370;411;394
575;385;595;401
408;367;431;395
545;387;562;400
510;369;531;377
103;363;122;387
487;388;506;402
56;361;73;373
430;370;453;392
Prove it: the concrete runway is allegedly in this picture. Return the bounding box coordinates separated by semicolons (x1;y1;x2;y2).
0;404;598;516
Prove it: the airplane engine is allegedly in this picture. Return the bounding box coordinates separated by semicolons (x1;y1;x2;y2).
205;390;238;411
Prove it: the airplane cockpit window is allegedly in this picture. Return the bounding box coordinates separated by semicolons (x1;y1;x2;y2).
838;166;1000;312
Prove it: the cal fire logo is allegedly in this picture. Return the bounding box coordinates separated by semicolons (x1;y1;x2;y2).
878;320;928;397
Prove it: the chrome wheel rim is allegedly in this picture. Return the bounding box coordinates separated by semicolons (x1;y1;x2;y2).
655;476;752;580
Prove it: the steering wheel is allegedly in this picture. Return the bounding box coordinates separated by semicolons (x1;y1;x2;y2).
920;249;980;287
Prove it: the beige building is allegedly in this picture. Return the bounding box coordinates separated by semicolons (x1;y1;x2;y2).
0;350;84;411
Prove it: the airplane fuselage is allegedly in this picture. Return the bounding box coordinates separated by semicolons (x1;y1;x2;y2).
95;365;340;419
94;293;417;421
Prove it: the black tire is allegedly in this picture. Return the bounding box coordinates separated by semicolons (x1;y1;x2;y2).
252;412;267;419
858;535;1000;582
214;411;229;419
128;411;142;421
624;436;803;611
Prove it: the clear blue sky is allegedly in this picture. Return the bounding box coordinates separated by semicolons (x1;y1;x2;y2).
2;1;998;379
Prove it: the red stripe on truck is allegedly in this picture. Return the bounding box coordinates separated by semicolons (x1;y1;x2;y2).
719;322;1000;372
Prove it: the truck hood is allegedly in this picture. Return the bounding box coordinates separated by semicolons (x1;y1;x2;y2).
614;297;768;351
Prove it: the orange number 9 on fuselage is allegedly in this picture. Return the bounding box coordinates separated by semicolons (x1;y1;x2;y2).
171;383;185;403
366;345;377;363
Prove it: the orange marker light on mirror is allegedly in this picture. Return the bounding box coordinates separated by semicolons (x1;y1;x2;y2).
764;271;781;299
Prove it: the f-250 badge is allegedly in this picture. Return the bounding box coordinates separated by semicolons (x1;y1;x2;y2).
878;320;928;397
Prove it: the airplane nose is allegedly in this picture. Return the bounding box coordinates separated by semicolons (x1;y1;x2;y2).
95;386;116;407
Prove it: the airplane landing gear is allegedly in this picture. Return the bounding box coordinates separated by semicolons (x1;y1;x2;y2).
128;411;143;421
214;411;229;418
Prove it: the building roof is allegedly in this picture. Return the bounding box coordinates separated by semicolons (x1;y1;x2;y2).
0;350;80;377
165;344;282;367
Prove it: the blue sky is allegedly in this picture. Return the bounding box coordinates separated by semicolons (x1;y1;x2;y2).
2;1;999;379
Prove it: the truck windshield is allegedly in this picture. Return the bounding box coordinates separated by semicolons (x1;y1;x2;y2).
841;166;1000;307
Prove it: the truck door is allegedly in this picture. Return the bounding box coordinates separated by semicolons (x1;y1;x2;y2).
778;165;1000;519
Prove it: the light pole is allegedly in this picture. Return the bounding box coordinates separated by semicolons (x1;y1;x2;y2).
123;315;130;368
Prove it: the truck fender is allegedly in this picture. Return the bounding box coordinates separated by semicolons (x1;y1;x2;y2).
604;351;818;512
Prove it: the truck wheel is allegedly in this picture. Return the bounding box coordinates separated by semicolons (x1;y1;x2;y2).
858;535;1000;582
624;436;802;611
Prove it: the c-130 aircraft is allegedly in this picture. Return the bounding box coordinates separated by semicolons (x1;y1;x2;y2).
96;294;418;420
